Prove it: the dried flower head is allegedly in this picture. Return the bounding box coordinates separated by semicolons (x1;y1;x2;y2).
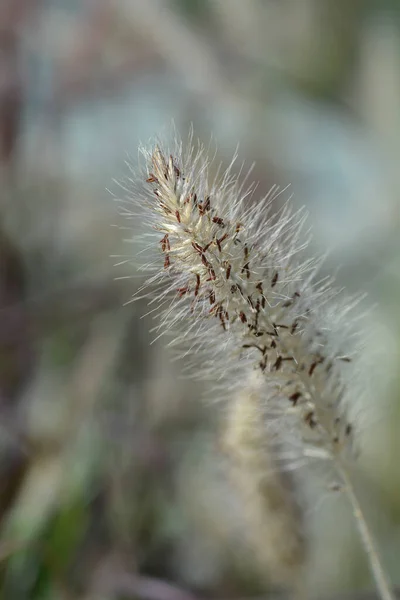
118;132;362;467
115;131;393;600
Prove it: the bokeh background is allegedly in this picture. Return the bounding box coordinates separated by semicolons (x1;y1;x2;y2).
1;1;400;598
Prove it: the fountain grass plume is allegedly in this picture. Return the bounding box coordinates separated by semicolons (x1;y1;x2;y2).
115;130;394;600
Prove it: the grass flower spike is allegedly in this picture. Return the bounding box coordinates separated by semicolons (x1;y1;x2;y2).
117;132;394;600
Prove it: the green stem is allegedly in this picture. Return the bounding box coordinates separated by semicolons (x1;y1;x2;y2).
337;462;394;600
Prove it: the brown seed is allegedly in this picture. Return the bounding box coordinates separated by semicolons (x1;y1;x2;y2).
216;233;228;252
241;262;250;279
271;272;279;287
308;361;318;376
194;274;201;296
146;173;158;184
304;411;317;429
207;266;217;281
235;222;243;234
289;392;301;406
177;286;189;297
212;216;224;227
192;241;203;255
201;254;210;267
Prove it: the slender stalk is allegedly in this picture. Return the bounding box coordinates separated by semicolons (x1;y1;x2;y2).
337;462;394;600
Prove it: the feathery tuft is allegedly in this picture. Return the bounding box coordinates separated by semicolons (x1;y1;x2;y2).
118;132;362;468
115;130;394;600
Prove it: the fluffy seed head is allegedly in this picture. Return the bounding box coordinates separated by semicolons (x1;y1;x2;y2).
117;131;365;468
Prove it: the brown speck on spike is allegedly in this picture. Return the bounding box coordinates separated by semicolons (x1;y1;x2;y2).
239;311;247;323
273;356;283;370
164;255;170;269
203;241;212;252
266;329;279;337
207;266;216;281
271;272;279;287
198;196;211;216
192;241;204;255
209;290;215;305
339;356;352;363
201;255;210;270
345;424;353;436
244;245;249;259
242;343;265;354
271;339;277;349
291;321;298;335
160;234;170;252
175;210;181;223
177;286;189;297
309;361;318;376
226;264;231;279
194;274;200;296
216;233;228;252
241;262;250;279
247;296;255;312
212;216;224;227
146;173;158;184
289;392;301;406
305;411;317;429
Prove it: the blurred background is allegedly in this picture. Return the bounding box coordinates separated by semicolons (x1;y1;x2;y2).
0;0;400;598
